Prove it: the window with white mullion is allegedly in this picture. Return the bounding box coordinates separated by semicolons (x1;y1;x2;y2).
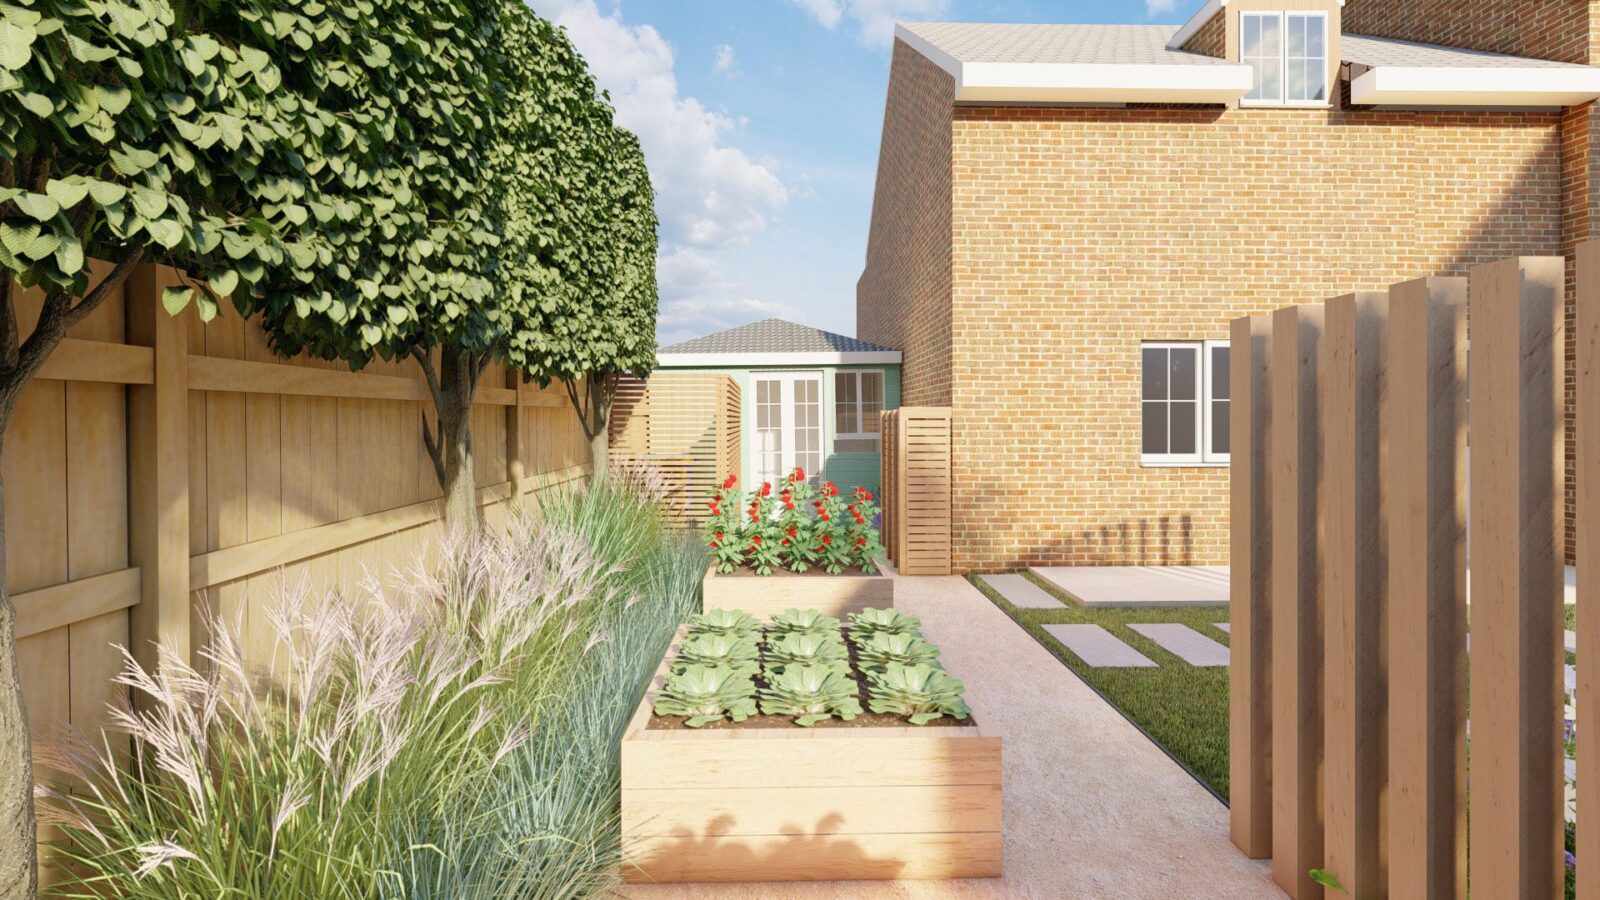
1286;12;1327;103
834;369;885;454
1242;11;1326;106
1142;341;1230;466
1242;12;1283;103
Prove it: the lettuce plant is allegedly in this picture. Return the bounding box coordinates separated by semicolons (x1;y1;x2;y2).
673;633;760;676
759;665;863;726
855;632;940;672
763;632;849;675
867;663;970;725
767;607;841;637
847;608;923;643
688;608;762;639
654;665;757;728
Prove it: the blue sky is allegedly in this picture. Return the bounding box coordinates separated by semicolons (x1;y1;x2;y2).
526;0;1207;346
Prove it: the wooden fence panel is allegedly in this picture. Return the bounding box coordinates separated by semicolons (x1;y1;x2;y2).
1579;239;1600;900
1467;256;1566;899
1228;313;1273;860
1385;276;1467;900
6;263;594;850
1321;292;1389;898
1269;304;1324;900
607;372;741;527
881;409;899;566
882;407;951;576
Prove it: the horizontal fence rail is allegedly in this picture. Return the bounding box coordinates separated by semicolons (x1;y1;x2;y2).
1231;251;1582;898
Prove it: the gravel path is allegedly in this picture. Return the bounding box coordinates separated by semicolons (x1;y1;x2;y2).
618;570;1283;899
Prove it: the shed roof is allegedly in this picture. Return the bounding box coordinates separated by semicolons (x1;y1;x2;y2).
657;319;901;367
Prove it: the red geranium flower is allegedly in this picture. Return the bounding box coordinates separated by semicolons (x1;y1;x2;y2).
856;537;867;546
751;535;763;546
821;535;831;545
792;466;806;481
787;526;797;537
863;491;873;501
819;511;830;521
781;538;790;546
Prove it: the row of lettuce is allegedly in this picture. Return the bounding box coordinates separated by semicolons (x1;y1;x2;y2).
653;607;971;728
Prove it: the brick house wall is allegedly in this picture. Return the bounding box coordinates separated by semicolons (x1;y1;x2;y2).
1343;0;1597;65
856;43;956;407
944;105;1564;572
1181;11;1226;58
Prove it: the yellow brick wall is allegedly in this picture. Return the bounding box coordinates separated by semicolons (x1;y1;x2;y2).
946;105;1566;572
1180;10;1227;58
857;41;956;407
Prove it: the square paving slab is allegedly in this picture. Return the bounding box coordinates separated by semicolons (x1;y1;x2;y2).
1214;623;1231;635
979;573;1064;609
1129;624;1230;667
1031;566;1229;607
1042;624;1157;668
1568;630;1578;654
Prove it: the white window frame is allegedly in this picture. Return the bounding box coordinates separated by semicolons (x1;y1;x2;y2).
833;369;886;444
1141;340;1230;468
752;370;827;487
1239;10;1329;109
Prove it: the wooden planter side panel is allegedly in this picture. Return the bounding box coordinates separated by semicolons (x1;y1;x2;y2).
881;407;951;575
700;567;895;616
608;372;741;528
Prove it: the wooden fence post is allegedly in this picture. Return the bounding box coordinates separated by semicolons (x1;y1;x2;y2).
1576;239;1599;900
1321;292;1389;897
507;374;528;510
1271;304;1326;899
125;264;191;669
1385;277;1468;900
1229;313;1273;859
1467;257;1565;899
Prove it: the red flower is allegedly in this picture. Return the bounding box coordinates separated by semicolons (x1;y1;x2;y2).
716;531;724;539
751;535;763;546
856;537;867;546
781;538;790;546
723;474;738;489
787;526;797;537
863;491;873;501
819;511;830;521
784;500;795;510
824;482;838;497
761;482;772;497
792;466;806;482
709;501;720;512
821;535;831;545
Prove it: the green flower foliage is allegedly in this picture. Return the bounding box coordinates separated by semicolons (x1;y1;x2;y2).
846;608;923;644
854;632;941;673
654;664;756;729
762;632;849;676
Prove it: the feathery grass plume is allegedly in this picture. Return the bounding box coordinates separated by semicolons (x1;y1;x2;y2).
36;479;699;898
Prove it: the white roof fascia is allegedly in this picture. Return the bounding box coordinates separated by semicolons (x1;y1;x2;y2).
1352;65;1600;107
1166;0;1226;51
656;351;903;368
895;24;1253;105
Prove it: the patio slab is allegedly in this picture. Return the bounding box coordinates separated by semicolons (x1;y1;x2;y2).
1043;624;1158;668
1215;623;1232;635
1569;630;1579;654
979;573;1064;609
1031;565;1229;607
1128;624;1230;667
619;568;1281;899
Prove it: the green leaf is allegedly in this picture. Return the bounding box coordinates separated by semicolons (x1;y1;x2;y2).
160;286;194;316
16;91;51;118
45;178;89;209
94;84;132;116
21;231;59;260
144;219;184;249
0;20;35;70
209;269;238;297
1309;870;1348;894
85;179;127;206
14;191;59;221
0;221;39;256
386;304;407;325
359;324;382;346
54;235;83;274
65;33;116;63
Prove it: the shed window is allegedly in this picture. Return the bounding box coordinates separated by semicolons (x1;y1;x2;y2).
835;370;884;452
1243;11;1326;105
1142;340;1229;466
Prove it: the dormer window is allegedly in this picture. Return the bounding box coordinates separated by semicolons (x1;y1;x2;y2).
1242;11;1327;105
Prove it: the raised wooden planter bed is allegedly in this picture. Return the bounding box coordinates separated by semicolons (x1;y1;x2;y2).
701;564;895;617
620;630;1002;884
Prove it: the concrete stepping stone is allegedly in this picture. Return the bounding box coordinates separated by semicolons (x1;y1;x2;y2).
1568;630;1579;654
1568;664;1577;694
1129;624;1231;667
981;574;1064;609
1214;623;1231;635
1042;624;1156;668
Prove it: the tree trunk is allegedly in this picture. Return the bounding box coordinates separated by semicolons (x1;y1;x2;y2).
417;346;484;541
0;443;36;899
569;372;615;486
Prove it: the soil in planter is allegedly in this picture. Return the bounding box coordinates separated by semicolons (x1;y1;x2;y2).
647;628;975;731
720;564;879;578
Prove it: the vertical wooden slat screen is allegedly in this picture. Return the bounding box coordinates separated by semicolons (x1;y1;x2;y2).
1269;304;1325;900
879;407;951;575
1321;292;1389;898
1467;257;1566;899
6;262;595;872
1385;276;1467;900
1228;313;1273;860
881;408;899;565
606;372;741;528
1579;239;1600;900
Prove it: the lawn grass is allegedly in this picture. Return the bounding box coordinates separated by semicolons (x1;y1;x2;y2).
968;572;1232;801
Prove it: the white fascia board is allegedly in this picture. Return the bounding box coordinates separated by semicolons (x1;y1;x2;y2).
1166;0;1225;51
958;61;1253;104
656;351;902;368
1352;65;1600;107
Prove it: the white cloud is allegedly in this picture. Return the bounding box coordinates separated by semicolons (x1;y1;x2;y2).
656;246;726;302
1145;0;1179;15
788;0;948;47
713;42;737;75
529;0;788;248
657;296;806;346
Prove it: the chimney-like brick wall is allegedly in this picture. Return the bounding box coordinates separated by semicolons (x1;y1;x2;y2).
1343;0;1597;64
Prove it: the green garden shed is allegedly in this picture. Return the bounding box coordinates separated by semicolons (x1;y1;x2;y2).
654;319;901;494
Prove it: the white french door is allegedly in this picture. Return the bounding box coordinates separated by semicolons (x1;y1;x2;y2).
753;372;825;489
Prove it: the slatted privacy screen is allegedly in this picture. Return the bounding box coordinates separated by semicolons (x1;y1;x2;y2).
8;263;593;873
1230;253;1575;899
880;407;951;576
607;372;741;528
